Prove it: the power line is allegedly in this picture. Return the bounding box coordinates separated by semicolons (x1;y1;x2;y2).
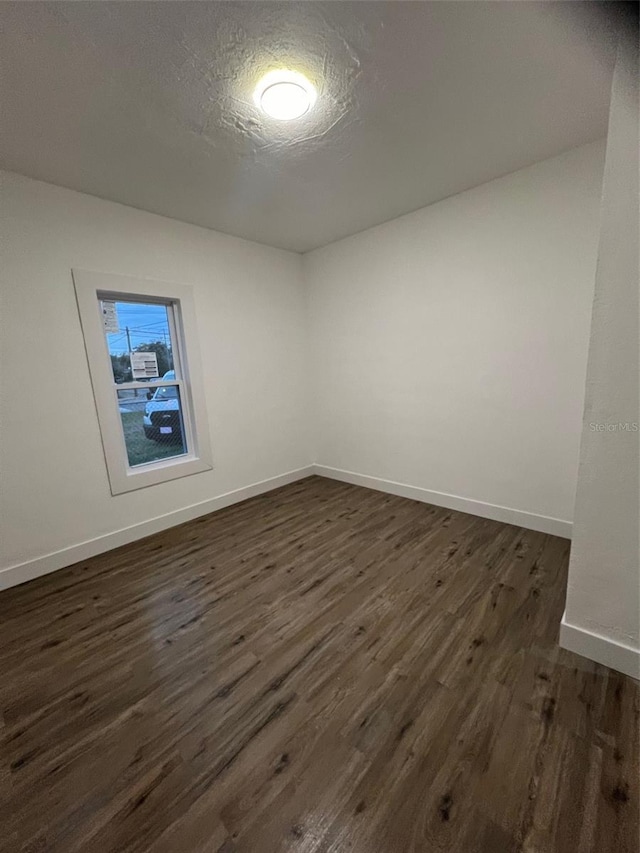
125;322;169;331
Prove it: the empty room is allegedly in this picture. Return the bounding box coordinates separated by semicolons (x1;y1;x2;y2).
0;2;638;851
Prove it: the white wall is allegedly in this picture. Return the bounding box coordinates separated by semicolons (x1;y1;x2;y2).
0;140;608;589
561;36;639;679
0;172;312;584
304;142;605;535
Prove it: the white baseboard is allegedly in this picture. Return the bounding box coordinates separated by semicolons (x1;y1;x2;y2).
0;466;314;592
0;463;573;593
559;615;640;680
313;464;572;539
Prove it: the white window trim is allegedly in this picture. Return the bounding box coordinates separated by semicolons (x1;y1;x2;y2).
73;269;213;495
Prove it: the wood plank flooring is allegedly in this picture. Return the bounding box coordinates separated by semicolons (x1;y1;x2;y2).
0;476;638;852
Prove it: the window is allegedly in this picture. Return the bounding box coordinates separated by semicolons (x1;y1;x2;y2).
73;270;212;494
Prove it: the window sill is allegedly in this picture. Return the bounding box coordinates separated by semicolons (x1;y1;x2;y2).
109;455;213;495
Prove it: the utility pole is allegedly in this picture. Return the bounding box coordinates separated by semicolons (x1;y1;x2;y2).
126;326;137;397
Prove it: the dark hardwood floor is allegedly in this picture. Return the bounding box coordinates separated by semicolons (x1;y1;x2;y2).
0;476;638;852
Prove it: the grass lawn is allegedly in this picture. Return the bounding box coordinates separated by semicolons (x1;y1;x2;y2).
120;411;186;467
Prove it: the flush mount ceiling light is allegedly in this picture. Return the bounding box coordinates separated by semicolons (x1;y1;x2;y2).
254;70;317;121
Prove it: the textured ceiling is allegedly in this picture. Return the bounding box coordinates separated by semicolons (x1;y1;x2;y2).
0;2;618;252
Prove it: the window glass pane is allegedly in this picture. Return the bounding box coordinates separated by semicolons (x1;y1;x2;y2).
102;300;175;384
117;385;187;467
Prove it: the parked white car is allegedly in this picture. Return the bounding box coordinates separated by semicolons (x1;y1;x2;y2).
143;371;182;443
